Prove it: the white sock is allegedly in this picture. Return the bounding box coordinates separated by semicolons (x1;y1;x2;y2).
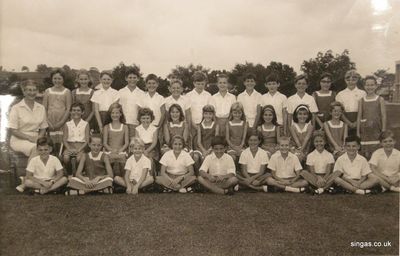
179;188;187;193
390;186;400;192
315;188;324;194
234;184;239;191
355;189;370;195
285;186;301;193
262;185;268;192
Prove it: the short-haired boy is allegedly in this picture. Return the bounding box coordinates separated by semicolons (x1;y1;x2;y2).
264;137;308;193
333;136;379;194
198;136;239;195
369;130;400;192
237;73;262;129
22;137;68;194
186;71;212;127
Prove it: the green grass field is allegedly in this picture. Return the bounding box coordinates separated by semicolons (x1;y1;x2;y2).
0;191;398;256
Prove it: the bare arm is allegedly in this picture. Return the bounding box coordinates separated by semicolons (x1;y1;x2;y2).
94;103;103;133
120;125;129;152
240;123;248;148
324;123;341;151
55;90;72;129
103;154;114;178
282;108;288;136
62;124;72;151
289;125;301;148
9;128;37;143
102;125;112;152
197;125;206;154
183;122;189;147
158;104;166;128
380;97;386;131
163;122;170;146
300;124;314;151
145;128;158;154
75;154;87;180
356;100;362;137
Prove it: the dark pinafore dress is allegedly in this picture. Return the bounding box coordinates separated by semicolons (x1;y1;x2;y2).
359;96;382;158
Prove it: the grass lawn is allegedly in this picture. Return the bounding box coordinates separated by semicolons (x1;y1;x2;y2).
0;190;398;256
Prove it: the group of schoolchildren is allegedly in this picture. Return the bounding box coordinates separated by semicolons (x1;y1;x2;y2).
15;68;400;195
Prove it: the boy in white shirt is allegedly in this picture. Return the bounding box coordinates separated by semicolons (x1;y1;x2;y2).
186;71;212;127
22;137;68;194
198;136;238;195
237;73;262;129
211;74;237;137
164;79;192;130
333;136;380;194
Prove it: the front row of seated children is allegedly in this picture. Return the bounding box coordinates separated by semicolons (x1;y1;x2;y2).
17;128;400;195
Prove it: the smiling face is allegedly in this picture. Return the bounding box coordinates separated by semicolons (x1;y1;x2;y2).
320;77;332;91
52;73;64;87
345;141;360;157
313;136;325;152
146;79;158;93
331;106;343;120
203;111;214;122
78;74;90;88
169;82;183;97
37;144;51;160
262;109;274;124
100;74;113;89
364;79;377;95
194;81;206;92
170;107;181;122
70;106;83;120
89;137;103;154
296;109;310;124
212;144;226;158
130;143;144;157
345;71;358;89
248;135;260;149
295;78;308;93
381;136;395;151
278;139;290;154
244;79;256;91
232;109;243;121
126;74;139;86
266;81;279;93
110;108;122;121
217;77;228;92
172;138;184;153
140;114;152;127
23;84;38;101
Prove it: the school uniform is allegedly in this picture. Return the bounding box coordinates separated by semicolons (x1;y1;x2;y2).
72;88;94;121
125;154;152;182
105;123;127;163
261;92;287;126
237;90;262;128
26;155;63;180
227;121;246;155
306;149;335;174
258;125;278;155
186;90;212;125
200;152;236;176
118;86;144;126
90;86;120;124
211;92;236;136
46;87;71;144
334;153;371;180
359;96;382;156
64;119;88;157
287;93;318;114
369;148;400;178
313;91;336;124
135;124;159;160
291;122;312;155
159;150;194;176
239;148;269;174
141;92;165;127
193;121;217;155
164;95;191;115
325;120;346;151
268;151;303;179
167;121;186;140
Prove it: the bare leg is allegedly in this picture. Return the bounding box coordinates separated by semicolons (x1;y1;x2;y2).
334;177;357;192
180;175;197;188
139;176;154;188
198;176;225;194
113;176;127;187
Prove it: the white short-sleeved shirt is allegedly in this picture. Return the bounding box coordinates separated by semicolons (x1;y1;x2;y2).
8;100;48;134
239;147;269;174
141;92;165;126
186;90;212;125
200;152;236;176
159;150;194;175
287;93;318;114
334;153;371;180
26;155;63;180
268;151;303;178
125;154;152;181
118;86;144;125
237;90;262;127
164;95;191;114
335;87;366;112
261;92;288;125
369;148;400;177
66;119;88;142
90;87;120;111
306;149;335;174
211;92;237;118
135;124;157;144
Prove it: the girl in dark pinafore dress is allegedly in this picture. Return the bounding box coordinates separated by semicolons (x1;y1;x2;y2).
324;102;348;159
162;104;189;154
313;73;336;130
72;70;95;131
257;105;280;158
226;102;248;163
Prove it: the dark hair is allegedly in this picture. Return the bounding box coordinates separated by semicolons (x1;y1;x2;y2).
217;73;229;81
192;71;208;82
211;136;227;147
37;137;53;148
100;71;113;79
170;79;183;87
294;74;308;85
243;73;256;82
364;75;377;84
265;73;280;83
20;80;39;91
138;107;155;122
104;103;126;125
89;134;103;143
345;135;361;145
319;72;333;82
50;69;66;81
70;102;85;112
293;104;312;123
246;130;263;147
168;104;185;122
145;74;159;83
170;134;186;148
260;105;278;126
379;130;395;141
125;68;140;78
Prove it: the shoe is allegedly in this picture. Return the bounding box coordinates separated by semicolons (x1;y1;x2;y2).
16;185;25;193
234;184;239;192
262;185;269;192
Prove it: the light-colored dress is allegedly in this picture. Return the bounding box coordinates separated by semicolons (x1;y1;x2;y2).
46;87;71;144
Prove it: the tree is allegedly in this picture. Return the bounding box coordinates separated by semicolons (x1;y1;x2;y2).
230;62;267;95
36;64;50;73
21;66;29;72
300;50;356;93
111;62;144;90
169;64;210;92
265;61;297;97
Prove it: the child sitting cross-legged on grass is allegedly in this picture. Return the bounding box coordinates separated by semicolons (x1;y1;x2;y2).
22;137;68;194
263;136;308;193
66;134;113;195
114;137;154;194
197;136;239;195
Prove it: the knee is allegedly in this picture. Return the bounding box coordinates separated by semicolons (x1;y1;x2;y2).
59;176;68;184
229;176;239;185
24;179;35;188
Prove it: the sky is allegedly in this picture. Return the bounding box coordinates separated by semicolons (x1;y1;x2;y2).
0;0;399;77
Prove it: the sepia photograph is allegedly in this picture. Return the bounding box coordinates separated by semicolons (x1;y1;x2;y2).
0;0;399;255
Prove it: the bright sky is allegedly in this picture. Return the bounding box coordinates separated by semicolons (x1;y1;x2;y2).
0;0;399;77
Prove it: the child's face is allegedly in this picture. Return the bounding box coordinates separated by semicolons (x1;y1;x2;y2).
232;109;243;120
381;137;395;151
296;109;309;123
78;74;90;87
266;81;279;93
248;136;260;149
146;79;158;93
111;108;122;121
217;78;228;92
314;136;325;151
89;137;103;154
345;72;358;88
170;107;181;121
345;141;360;156
244;79;256;90
320;77;332;91
295;79;308;93
213;144;226;158
203;111;214;121
194;81;206;91
37;145;51;158
126;74;139;86
70;106;83;120
52;73;64;86
172;139;184;152
140;115;152;127
169;83;183;97
278;140;290;154
130;144;144;156
23;85;38;100
101;75;113;88
364;79;377;94
331;106;343;120
263;110;274;124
